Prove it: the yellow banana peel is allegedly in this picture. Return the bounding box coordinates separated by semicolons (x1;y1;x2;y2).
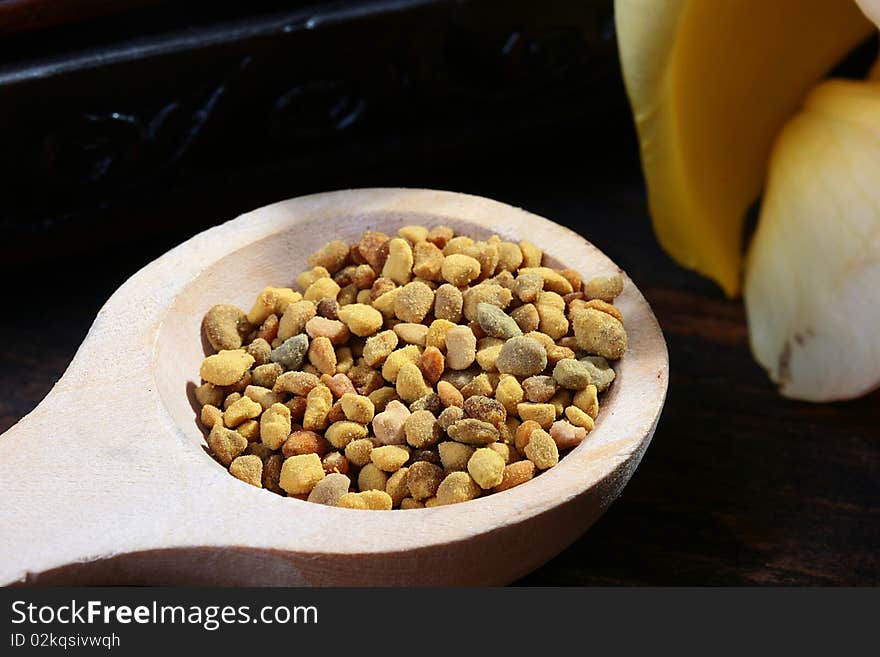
618;0;880;400
615;0;872;297
744;80;880;401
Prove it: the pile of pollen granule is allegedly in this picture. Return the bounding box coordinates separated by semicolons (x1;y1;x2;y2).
193;225;627;510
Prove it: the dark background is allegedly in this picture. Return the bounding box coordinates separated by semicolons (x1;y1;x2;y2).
1;0;877;585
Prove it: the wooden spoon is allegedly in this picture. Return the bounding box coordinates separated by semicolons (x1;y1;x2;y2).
0;189;668;586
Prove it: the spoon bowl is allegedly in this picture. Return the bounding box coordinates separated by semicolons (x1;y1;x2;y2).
0;189;667;586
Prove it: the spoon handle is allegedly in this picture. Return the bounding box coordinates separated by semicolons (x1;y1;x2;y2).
0;387;197;585
0;399;88;583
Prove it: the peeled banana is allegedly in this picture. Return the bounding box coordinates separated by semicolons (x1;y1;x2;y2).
616;0;880;401
615;0;872;297
744;80;880;401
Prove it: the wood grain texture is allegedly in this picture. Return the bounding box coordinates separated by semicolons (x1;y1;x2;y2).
0;189;667;586
1;152;877;586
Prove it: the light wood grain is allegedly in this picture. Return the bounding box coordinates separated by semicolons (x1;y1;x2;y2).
0;188;668;586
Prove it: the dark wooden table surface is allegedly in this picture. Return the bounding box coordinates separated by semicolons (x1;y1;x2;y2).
1;124;877;586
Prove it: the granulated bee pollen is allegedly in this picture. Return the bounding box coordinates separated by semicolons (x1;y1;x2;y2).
280;453;325;495
229;455;263;488
194;225;626;508
435;471;481;505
